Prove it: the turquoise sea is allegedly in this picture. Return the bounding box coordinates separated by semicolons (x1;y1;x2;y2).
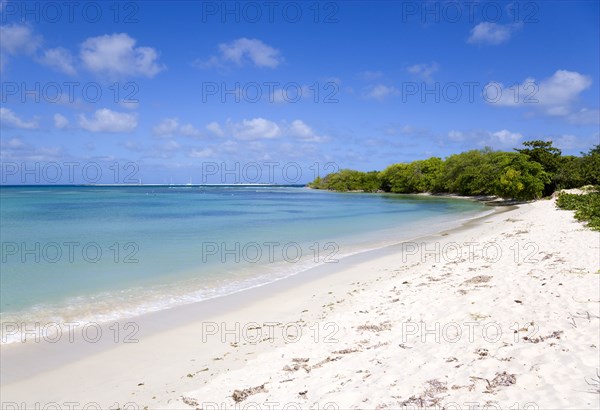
0;185;488;343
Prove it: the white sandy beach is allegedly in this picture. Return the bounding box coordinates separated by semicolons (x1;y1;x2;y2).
1;196;599;409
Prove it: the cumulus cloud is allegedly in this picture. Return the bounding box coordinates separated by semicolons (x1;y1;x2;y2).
269;84;311;104
230;117;281;140
360;71;383;81
365;84;399;101
0;23;41;71
2;27;164;78
189;148;214;158
198;38;282;69
152;118;179;136
0;108;39;129
407;62;439;82
467;22;521;45
206;121;225;137
1;137;26;150
153;118;202;138
179;123;202;137
490;129;523;145
162;140;181;151
447;129;523;148
0;24;41;55
79;108;138;133
80;33;165;78
205;118;328;142
0;137;64;162
488;70;593;119
288;120;326;142
39;47;77;75
566;108;600;125
447;130;465;141
54;113;69;129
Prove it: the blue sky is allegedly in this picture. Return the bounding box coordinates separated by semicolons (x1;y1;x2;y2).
1;0;599;184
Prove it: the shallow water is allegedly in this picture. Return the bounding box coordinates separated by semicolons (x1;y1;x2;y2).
0;185;487;343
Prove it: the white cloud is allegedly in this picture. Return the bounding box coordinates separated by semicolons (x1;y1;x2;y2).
189;148;214;158
446;129;523;148
122;140;142;151
365;84;399;101
40;47;77;75
491;129;523;145
231;118;281;140
162;140;181;151
270;85;310;103
79;108;138;133
269;80;341;104
199;38;282;69
541;134;598;151
0;137;64;162
153;118;202;138
467;22;520;45
488;70;593;118
553;135;579;150
448;130;465;141
360;71;383;81
288;120;326;142
206;121;224;137
153;118;179;137
1;137;26;149
536;70;592;110
54;113;69;129
566;108;599;125
179;123;202;138
206;118;327;143
0;24;41;71
0;108;38;129
0;24;41;55
407;62;439;82
220;140;239;153
80;33;164;78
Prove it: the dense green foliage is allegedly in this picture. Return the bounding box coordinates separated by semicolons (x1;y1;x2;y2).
308;141;599;201
380;157;443;193
515;140;561;196
556;191;600;231
310;170;381;192
515;141;600;194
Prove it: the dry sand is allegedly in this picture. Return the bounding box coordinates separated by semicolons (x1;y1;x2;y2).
1;196;599;409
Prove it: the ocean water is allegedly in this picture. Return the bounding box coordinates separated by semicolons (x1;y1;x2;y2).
0;185;487;343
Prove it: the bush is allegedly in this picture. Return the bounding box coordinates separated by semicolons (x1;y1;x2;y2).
309;142;596;202
556;191;600;230
309;169;382;192
438;149;496;195
491;152;549;200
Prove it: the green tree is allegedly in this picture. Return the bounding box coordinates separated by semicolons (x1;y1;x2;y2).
411;157;444;192
515;140;562;195
554;155;585;189
492;153;549;200
438;149;495;195
308;142;595;199
380;163;411;193
311;169;382;192
361;171;382;192
580;145;600;186
308;176;325;189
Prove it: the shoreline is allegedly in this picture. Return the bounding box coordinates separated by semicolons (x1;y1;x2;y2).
1;198;598;409
0;190;489;347
0;194;492;349
1;198;498;378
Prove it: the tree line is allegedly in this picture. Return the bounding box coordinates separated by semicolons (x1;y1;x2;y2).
308;141;600;201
